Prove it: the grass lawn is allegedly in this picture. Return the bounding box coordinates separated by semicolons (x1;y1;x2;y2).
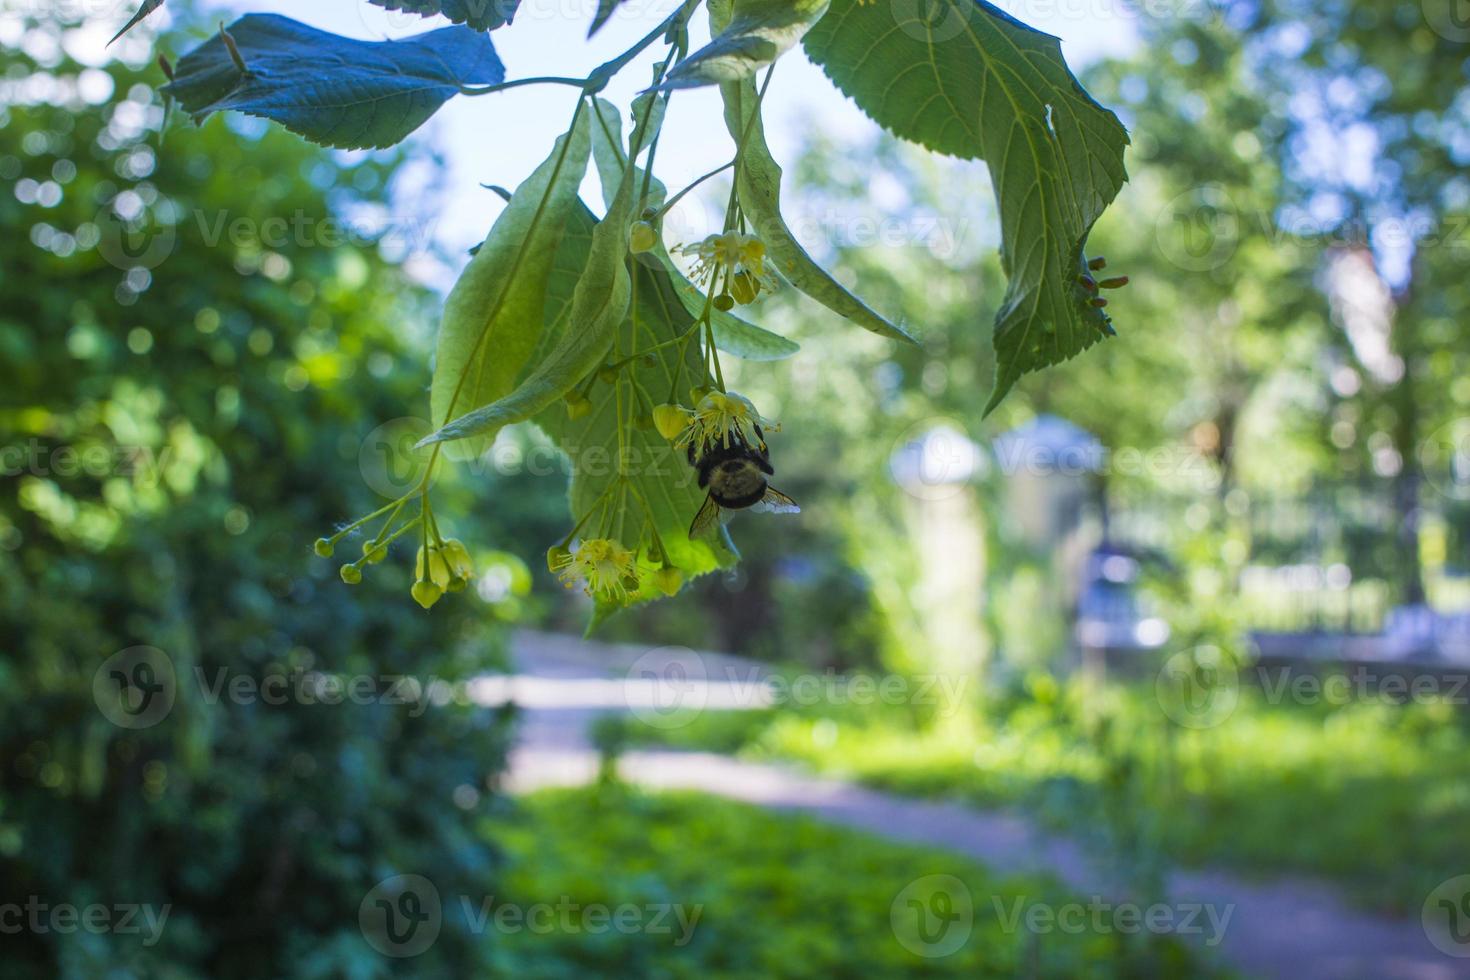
484;786;1226;978
621;675;1470;912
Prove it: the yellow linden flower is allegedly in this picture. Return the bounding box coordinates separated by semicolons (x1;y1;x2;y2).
677;232;777;300
552;538;639;600
675;390;780;454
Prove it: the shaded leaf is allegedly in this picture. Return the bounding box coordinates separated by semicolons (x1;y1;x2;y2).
534;205;739;613
368;0;522;31
111;0;165;44
588;0;633;36
163;15;504;150
659;0;830;90
430;112;591;460
803;0;1129;411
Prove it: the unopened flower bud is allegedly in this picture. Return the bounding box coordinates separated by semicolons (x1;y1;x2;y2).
653;566;683;596
411;580;444;610
565;392;592;420
629;220;657;253
339;564;362;585
652;403;688;441
728;270;760;305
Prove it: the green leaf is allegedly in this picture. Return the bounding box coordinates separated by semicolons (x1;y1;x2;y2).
588;97;800;362
429;111;591;460
803;0;1129;412
721;78;915;343
422;98;641;447
368;0;522;31
659;0;831;90
111;0;165;44
534;206;738;613
162;15;504;150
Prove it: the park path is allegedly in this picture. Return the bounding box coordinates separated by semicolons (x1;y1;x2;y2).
480;629;1466;980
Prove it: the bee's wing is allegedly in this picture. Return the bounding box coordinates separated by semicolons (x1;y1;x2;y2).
688;493;723;539
751;486;801;515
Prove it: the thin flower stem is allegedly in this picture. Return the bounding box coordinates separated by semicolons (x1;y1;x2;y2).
458;76;588;96
328;494;411;543
657;161;734;223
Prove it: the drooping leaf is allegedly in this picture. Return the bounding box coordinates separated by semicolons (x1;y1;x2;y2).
802;0;1129;412
721;77;914;343
533;203;738;615
658;0;830;90
111;0;165;44
588;98;799;362
422;98;642;447
162;15;504;150
368;0;522;31
429;112;591;460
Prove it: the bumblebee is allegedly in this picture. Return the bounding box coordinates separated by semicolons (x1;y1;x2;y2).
687;425;800;539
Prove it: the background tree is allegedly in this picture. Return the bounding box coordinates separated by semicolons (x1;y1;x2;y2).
0;16;522;976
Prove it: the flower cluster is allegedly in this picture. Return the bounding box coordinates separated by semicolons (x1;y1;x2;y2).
653;389;780;454
678;232;778;307
315;494;474;610
550;538;639;600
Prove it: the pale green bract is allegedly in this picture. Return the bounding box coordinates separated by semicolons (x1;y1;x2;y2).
589;98;801;362
422;98;641;447
429;111;591;459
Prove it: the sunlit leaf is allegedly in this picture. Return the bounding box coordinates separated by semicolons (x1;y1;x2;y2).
803;0;1129;411
368;0;522;31
659;0;831;90
163;15;504;150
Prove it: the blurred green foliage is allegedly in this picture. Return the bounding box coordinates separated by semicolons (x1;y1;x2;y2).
492;786;1224;977
0;21;521;977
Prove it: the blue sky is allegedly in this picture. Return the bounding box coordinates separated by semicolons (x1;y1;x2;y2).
178;1;1140;279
